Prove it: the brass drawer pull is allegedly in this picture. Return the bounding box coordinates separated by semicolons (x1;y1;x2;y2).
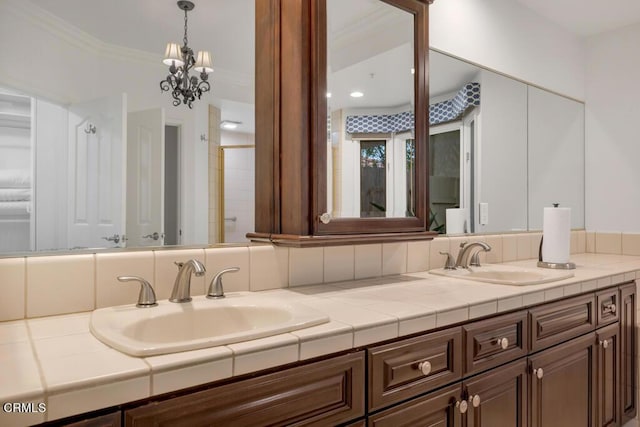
417;361;432;376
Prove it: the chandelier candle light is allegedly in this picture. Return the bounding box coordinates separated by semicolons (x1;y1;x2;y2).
160;1;213;108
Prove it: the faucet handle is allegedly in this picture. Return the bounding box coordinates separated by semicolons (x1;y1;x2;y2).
439;252;456;270
117;276;157;308
207;267;240;299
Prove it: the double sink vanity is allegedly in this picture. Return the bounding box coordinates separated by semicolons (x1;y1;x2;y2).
3;248;635;426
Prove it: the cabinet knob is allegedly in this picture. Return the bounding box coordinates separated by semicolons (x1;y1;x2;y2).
599;339;609;349
417;361;432;376
319;213;331;224
603;303;616;314
533;367;544;379
496;337;509;350
456;400;468;414
469;394;481;408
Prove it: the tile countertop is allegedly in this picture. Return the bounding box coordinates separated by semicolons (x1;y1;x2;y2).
2;253;640;425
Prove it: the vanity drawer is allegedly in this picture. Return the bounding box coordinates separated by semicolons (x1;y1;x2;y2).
529;294;596;352
367;326;462;411
124;352;365;427
596;288;619;327
463;310;528;375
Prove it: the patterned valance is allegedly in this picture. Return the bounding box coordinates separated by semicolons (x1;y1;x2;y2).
345;110;414;134
344;82;480;134
429;82;480;126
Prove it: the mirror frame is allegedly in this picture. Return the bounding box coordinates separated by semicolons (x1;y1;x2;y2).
313;0;432;236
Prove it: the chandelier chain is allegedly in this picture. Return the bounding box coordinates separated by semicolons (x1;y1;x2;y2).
183;9;188;47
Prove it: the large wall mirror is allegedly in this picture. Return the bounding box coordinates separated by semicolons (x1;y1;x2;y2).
429;50;585;235
0;0;256;255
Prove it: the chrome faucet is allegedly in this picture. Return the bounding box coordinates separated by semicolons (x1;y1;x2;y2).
207;267;240;299
455;241;491;269
170;259;206;303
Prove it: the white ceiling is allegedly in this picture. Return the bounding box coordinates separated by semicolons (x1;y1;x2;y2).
514;0;640;37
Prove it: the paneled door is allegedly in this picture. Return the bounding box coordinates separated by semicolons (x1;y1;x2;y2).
67;94;126;249
126;108;165;247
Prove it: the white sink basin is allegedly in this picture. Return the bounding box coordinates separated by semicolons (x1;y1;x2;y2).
429;264;574;286
90;294;329;356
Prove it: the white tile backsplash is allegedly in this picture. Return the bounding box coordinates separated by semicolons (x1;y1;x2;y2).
289;247;324;286
354;244;382;279
2;230;638;320
323;245;355;283
249;245;288;291
26;255;95;318
0;258;25;321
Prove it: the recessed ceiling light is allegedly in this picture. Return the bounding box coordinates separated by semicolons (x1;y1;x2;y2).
350;91;364;98
220;120;241;130
326;92;332;98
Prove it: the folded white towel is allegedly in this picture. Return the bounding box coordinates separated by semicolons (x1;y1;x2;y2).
0;169;31;188
0;188;31;201
0;201;30;215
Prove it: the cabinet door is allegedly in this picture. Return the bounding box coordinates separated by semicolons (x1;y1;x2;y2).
529;332;596;427
464;359;527;427
368;383;462;427
596;323;620;427
62;411;121;427
125;352;364;427
620;283;637;423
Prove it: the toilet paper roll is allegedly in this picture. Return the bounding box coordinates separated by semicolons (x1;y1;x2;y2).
542;207;571;263
446;208;467;234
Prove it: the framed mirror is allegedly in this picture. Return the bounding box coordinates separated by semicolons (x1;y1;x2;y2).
313;0;432;236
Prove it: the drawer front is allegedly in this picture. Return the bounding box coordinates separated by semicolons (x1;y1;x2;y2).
368;326;462;411
596;288;619;327
463;310;528;375
529;294;596;353
124;352;365;427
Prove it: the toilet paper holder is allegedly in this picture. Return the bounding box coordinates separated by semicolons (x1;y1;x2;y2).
537;236;576;270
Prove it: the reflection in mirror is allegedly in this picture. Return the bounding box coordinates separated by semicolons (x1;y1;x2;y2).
0;0;255;255
326;0;415;219
428;50;585;235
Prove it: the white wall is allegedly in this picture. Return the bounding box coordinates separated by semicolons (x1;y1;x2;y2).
429;0;586;101
585;23;640;232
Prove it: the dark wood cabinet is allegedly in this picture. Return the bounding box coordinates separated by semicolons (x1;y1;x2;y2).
595;323;620;426
620;282;637;424
529;332;597;427
596;288;620;327
125;352;365;427
464;359;528;427
60;412;121;427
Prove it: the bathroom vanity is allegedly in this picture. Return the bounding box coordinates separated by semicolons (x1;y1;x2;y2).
42;278;636;427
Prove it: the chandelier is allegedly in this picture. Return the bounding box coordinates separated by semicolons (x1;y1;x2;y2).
160;1;213;108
